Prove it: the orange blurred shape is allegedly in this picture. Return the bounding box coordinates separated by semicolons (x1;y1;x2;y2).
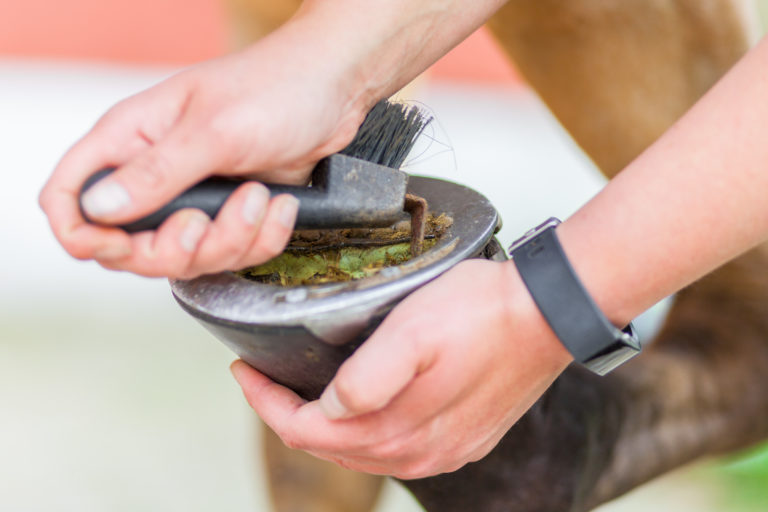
431;28;519;85
0;0;228;64
0;0;518;84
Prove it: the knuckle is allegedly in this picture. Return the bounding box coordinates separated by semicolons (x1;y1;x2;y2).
443;458;470;473
219;234;249;260
251;237;283;262
165;261;195;281
333;457;354;471
204;112;244;166
333;375;376;413
168;244;204;278
280;432;306;451
402;326;430;364
67;245;93;261
57;232;93;261
37;188;52;212
371;438;408;461
205;115;234;151
98;102;131;127
176;270;201;281
395;459;434;480
208;235;247;270
175;265;204;280
132;150;174;188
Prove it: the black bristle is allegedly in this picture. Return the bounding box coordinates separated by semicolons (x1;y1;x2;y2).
339;100;432;169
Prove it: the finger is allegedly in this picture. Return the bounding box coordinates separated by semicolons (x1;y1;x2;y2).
234;193;299;268
230;360;307;427
243;161;314;186
39;108;153;260
230;361;367;453
303;451;395;476
231;361;421;454
319;315;437;420
303;445;447;479
97;208;210;277
183;182;270;276
79;122;226;225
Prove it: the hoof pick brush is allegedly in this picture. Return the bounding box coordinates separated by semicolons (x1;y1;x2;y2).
79;100;431;232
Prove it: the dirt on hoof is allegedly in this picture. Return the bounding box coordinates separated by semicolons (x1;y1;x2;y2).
238;214;453;286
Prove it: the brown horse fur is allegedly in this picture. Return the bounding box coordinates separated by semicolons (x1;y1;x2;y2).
228;0;767;510
262;425;385;512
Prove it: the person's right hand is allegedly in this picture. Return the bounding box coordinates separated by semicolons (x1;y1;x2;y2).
38;25;369;279
39;0;514;279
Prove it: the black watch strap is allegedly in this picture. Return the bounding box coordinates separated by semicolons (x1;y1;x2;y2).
509;218;640;375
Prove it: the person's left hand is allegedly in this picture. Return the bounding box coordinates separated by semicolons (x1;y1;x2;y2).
231;259;572;479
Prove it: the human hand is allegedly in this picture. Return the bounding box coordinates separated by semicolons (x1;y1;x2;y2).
38;27;368;279
231;259;572;479
38;0;514;280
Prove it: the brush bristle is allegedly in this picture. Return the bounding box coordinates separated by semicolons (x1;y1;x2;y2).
339;100;432;169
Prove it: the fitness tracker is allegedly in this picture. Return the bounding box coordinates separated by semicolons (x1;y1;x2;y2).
508;218;641;375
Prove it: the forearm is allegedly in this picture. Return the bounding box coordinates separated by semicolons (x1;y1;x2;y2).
558;35;768;326
257;0;508;112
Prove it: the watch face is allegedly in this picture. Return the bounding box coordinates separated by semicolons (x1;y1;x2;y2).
507;217;561;254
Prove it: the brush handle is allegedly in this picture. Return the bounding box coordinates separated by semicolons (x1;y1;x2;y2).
78;168;325;233
79;156;407;232
80;168;234;233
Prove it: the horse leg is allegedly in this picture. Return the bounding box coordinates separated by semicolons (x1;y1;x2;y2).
403;245;768;511
487;0;756;174
402;1;763;510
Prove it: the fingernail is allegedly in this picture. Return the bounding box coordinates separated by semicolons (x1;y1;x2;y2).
242;185;269;225
319;383;348;420
180;213;208;252
277;196;300;229
82;181;131;218
93;244;132;260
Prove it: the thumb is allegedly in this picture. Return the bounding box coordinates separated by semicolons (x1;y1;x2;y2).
80;125;224;225
319;323;434;420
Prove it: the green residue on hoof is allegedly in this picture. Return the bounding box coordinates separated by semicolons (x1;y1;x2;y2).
238;239;437;286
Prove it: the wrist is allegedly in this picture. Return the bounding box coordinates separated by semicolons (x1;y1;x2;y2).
508;219;641;374
286;0;507;104
498;260;574;371
556;216;643;329
236;14;374;155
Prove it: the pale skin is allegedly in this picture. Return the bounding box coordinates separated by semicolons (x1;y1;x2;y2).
39;0;768;479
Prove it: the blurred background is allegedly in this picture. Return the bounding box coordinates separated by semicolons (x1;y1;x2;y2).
2;1;768;511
